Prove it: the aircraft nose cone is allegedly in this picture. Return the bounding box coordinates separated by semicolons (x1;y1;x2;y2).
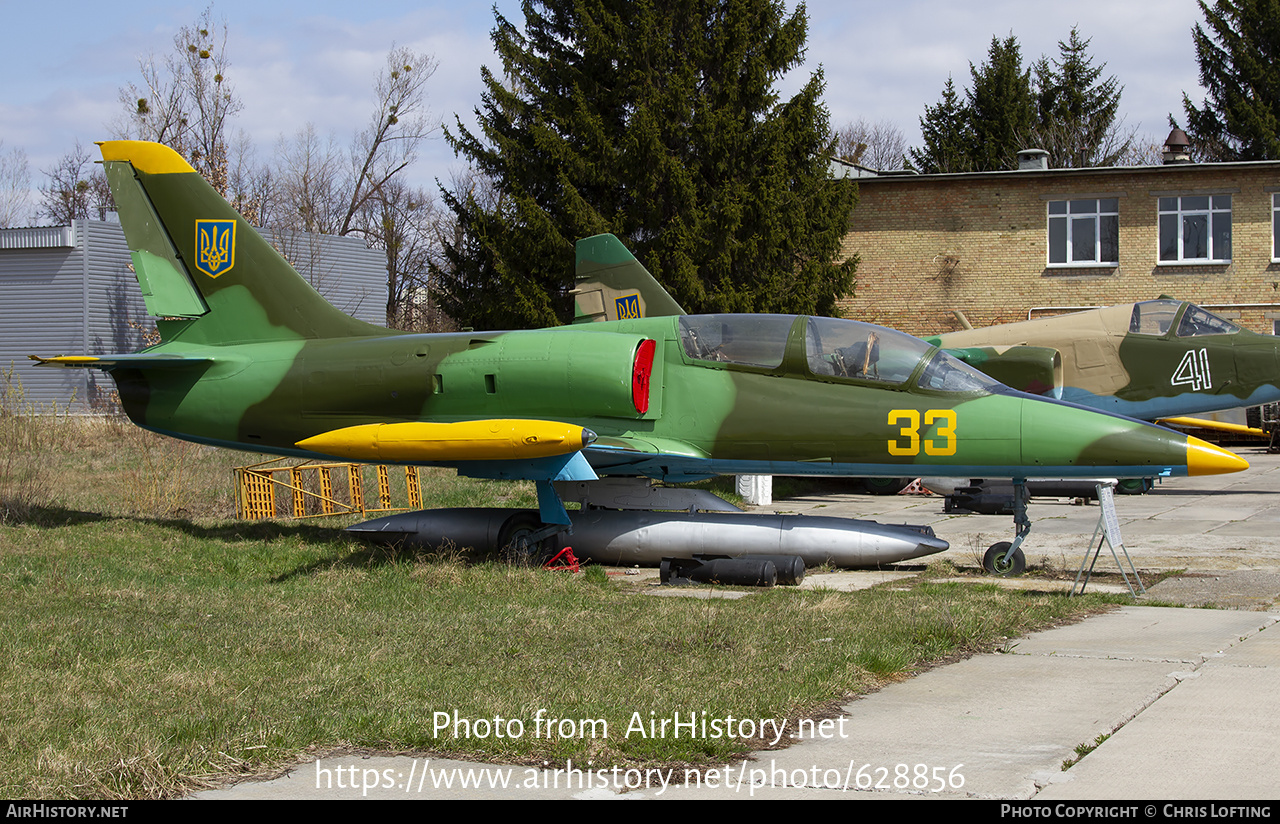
1185;436;1249;475
1013;394;1250;478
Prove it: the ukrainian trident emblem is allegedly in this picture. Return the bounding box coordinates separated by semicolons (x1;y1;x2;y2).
615;293;641;319
195;220;236;278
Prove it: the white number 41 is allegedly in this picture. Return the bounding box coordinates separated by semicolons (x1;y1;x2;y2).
1172;348;1212;391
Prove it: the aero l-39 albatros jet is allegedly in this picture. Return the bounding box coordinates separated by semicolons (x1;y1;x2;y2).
33;141;1248;579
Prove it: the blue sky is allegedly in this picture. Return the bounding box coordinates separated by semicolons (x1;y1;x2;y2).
1;0;1209;202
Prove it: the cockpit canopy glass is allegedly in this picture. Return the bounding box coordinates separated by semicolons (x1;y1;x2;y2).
1129;300;1239;337
916;349;1008;393
1129;300;1181;335
679;314;1007;395
679;315;794;368
805;316;932;384
805;316;1004;393
1176;304;1239;337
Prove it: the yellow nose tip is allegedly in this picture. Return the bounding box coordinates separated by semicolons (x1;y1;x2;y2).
1186;436;1250;476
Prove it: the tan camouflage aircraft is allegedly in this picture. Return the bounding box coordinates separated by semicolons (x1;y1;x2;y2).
927;299;1280;425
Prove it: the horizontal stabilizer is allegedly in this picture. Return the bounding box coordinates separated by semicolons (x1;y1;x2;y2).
29;353;214;370
296;419;598;463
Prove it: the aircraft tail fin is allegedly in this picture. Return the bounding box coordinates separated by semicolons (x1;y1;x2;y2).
98;140;387;345
571;234;685;323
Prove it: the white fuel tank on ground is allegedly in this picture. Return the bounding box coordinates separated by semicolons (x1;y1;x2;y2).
349;508;948;568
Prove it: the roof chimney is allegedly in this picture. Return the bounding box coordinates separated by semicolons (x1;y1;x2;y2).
1017;148;1049;171
1163;128;1191;164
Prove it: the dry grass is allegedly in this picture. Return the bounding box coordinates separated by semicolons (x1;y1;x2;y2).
0;365;82;523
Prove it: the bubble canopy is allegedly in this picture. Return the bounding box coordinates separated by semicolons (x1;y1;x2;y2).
677;315;1006;394
1128;299;1241;338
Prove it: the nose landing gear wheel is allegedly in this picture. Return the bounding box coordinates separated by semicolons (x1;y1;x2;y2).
983;541;1026;576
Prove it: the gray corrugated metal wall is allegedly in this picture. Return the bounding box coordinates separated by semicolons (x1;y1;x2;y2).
0;222;99;411
1;220;387;412
260;227;385;322
83;220;150;410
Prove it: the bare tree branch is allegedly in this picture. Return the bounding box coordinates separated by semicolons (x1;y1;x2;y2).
114;6;243;194
833;118;907;170
275;124;346;235
38;141;114;225
339;46;440;236
0;141;32;228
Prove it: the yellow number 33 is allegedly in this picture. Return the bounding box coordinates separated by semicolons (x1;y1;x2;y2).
887;409;957;456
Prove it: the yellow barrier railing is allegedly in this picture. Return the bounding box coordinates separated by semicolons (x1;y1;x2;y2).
235;458;423;520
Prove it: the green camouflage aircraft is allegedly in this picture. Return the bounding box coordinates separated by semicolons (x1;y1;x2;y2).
928;300;1280;425
33;141;1247;573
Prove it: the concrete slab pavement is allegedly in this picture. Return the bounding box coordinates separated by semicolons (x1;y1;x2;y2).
773;447;1280;578
660;607;1278;799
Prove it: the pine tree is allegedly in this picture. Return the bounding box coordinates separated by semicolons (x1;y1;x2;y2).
908;77;972;173
909;36;1034;173
1183;0;1280;161
966;35;1035;172
436;0;858;330
911;30;1132;172
1031;28;1129;167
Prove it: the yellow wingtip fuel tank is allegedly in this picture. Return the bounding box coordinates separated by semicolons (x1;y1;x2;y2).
296;420;597;463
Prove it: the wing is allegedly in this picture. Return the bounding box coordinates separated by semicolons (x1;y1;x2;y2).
584;435;718;482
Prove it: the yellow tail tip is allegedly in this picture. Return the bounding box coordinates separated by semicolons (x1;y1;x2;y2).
1186;436;1250;476
98;140;195;175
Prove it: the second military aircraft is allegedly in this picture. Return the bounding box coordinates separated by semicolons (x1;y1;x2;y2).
929;299;1280;425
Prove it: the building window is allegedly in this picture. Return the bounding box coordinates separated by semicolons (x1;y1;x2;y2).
1273;194;1280;261
1048;199;1118;265
1159;195;1231;263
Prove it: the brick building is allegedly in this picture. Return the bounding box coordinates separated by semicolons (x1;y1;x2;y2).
837;148;1280;338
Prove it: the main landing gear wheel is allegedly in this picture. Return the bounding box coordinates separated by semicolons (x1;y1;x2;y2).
983;541;1026;577
1116;478;1151;495
863;477;911;495
498;512;549;565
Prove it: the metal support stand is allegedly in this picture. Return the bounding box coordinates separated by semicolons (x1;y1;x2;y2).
1070;482;1145;597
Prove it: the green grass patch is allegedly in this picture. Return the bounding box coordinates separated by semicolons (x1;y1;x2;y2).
1062;732;1111;770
